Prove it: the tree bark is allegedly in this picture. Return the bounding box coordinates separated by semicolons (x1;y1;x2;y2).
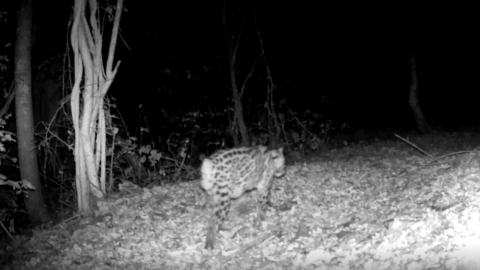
70;0;122;212
409;53;431;134
15;0;49;225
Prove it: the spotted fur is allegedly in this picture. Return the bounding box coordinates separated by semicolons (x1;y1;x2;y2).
200;146;285;249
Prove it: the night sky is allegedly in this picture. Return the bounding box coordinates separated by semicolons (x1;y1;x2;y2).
2;1;480;132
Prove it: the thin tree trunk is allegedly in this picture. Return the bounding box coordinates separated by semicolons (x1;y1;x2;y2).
223;1;249;146
70;0;122;212
409;53;431;134
15;0;49;225
229;65;249;147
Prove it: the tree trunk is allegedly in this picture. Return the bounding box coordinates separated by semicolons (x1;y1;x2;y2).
15;0;49;225
229;67;250;147
223;2;249;146
70;0;122;212
409;53;431;134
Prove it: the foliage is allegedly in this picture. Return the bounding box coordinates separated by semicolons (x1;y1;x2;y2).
0;178;35;194
5;132;480;269
0;116;36;243
106;103;202;189
104;94;339;189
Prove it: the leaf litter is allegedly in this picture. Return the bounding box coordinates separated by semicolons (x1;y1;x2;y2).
4;132;480;270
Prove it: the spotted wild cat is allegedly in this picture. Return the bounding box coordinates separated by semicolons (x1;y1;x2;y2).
200;145;286;249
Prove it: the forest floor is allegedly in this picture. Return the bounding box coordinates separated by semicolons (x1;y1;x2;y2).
4;131;480;270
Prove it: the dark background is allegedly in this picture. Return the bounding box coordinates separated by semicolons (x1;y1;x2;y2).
1;1;479;134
